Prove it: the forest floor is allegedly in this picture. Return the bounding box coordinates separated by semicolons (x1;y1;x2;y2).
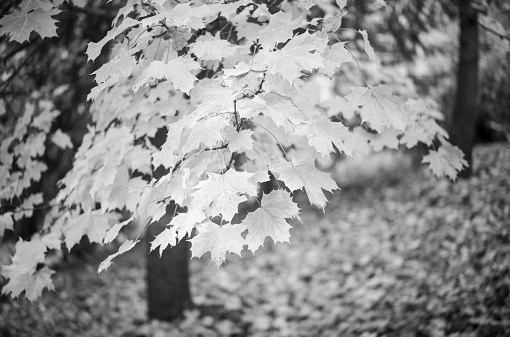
1;143;509;337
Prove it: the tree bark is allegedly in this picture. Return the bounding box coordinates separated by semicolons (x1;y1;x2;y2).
146;207;192;321
450;0;479;178
146;128;192;321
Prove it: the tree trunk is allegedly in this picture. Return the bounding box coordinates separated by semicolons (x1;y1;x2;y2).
146;208;192;321
450;0;479;178
146;128;192;321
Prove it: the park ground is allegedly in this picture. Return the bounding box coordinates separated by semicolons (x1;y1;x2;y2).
1;143;509;337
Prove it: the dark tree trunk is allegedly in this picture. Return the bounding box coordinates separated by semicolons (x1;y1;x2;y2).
146;208;192;321
450;0;479;178
146;128;192;321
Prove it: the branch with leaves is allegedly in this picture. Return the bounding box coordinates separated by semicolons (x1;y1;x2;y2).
0;0;468;302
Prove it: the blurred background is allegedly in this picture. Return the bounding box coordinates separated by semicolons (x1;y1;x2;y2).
0;0;509;336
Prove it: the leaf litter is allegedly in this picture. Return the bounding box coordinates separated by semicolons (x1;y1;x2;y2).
1;143;509;337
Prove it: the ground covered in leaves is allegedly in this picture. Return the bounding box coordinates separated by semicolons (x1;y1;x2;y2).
1;143;509;337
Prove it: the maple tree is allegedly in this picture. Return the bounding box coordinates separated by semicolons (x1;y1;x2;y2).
0;0;468;302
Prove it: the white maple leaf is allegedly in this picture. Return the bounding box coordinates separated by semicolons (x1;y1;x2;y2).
256;32;326;83
422;142;468;181
190;38;236;61
103;215;135;245
19;0;54;12
222;127;254;153
0;8;61;43
299;0;330;10
238;94;307;134
271;159;338;209
336;0;347;9
320;42;354;78
1;265;55;302
369;129;400;152
345;85;407;133
150;228;177;257
144;2;242;30
63;212;117;249
133;58;201;95
86;17;140;61
189;221;246;267
243;190;300;252
400;118;447;148
98;239;139;273
32;104;59;132
179;115;230;154
323;12;346;33
170;210;206;241
0;212;14;236
359;30;378;64
191;169;258;221
295;116;352;157
51;129;73;150
89;52;137;99
262;72;297;98
258;11;304;48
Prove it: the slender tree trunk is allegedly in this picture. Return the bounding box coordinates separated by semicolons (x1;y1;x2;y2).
146;207;192;321
450;0;479;178
146;128;192;321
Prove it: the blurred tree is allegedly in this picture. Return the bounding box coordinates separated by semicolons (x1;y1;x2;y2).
449;0;479;178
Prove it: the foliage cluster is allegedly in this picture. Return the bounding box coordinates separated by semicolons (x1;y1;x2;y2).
0;0;467;301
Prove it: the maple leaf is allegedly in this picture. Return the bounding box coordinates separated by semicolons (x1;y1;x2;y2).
400;98;448;148
271;158;338;209
336;0;347;9
51;129;73;150
323;11;347;33
295;116;352;157
189;221;246;267
63;212;117;250
256;32;326;83
191;169;258;221
400;118;447;148
189;38;236;61
32;102;59;132
359;30;378;64
179;114;230;154
90;52;137;99
258;11;304;48
222;127;254;153
0;212;14;236
1;265;55;302
170;210;206;241
0;8;61;43
224;63;264;93
238;94;306;135
345;85;407;133
103;215;135;245
422;142;468;181
86;17;140;62
320;42;353;78
262;72;297;98
141;2;242;30
150;228;177;257
98;239;138;273
243;190;300;252
133;58;201;95
299;0;330;10
19;0;54;12
369;129;400;152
